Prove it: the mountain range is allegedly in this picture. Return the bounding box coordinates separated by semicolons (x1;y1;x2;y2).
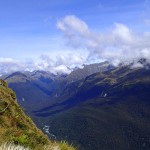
1;61;150;150
2;62;112;111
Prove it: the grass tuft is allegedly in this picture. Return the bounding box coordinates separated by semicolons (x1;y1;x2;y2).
0;143;30;150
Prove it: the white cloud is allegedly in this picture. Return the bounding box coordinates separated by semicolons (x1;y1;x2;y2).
57;15;89;36
0;58;24;74
57;15;90;48
111;23;134;44
0;50;88;75
57;15;150;66
55;51;88;67
1;15;150;75
51;65;71;75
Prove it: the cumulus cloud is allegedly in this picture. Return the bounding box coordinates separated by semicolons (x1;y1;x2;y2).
1;15;150;75
0;51;88;75
57;15;90;48
111;23;134;44
57;15;150;66
57;15;89;36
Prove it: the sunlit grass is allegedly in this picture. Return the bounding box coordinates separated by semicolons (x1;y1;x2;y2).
0;143;30;150
0;79;77;150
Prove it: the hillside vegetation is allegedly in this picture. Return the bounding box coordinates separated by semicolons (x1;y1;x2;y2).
32;67;150;150
0;79;76;150
3;63;150;150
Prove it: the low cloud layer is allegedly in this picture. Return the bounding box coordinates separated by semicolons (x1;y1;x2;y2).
57;15;150;66
0;51;88;75
1;15;150;75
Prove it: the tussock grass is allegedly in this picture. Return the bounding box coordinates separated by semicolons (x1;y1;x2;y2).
44;144;61;150
0;143;30;150
44;141;76;150
0;79;77;150
0;142;76;150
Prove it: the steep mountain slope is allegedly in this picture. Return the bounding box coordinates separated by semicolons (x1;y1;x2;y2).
2;62;150;150
3;62;112;111
0;79;76;150
32;66;150;150
3;71;56;110
62;61;113;83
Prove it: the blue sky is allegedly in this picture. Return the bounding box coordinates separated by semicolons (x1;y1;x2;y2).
0;0;150;74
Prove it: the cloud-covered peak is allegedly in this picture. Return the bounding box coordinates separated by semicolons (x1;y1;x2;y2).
0;50;88;75
1;15;150;76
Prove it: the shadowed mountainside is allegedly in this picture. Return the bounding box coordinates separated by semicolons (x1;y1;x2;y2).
2;62;150;150
32;66;150;150
3;62;112;111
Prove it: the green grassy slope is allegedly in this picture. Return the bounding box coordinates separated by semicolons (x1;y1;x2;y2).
0;79;76;150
